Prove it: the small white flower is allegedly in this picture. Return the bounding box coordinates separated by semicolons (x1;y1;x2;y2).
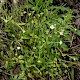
23;11;27;14
75;28;77;31
59;31;63;35
33;47;36;50
17;47;20;50
50;25;54;30
59;41;62;45
59;30;64;35
37;60;41;63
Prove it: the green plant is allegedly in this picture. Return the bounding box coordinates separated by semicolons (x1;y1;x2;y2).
0;0;79;80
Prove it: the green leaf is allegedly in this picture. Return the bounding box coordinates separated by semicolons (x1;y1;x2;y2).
60;43;69;51
28;73;33;78
76;30;80;36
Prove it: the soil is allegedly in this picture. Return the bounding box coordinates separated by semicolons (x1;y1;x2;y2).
70;5;80;80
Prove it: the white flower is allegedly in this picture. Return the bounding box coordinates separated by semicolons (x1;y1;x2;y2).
59;30;64;35
23;11;27;14
75;28;77;31
59;41;62;45
33;47;36;50
37;60;41;63
59;31;63;35
17;47;20;50
50;25;54;30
